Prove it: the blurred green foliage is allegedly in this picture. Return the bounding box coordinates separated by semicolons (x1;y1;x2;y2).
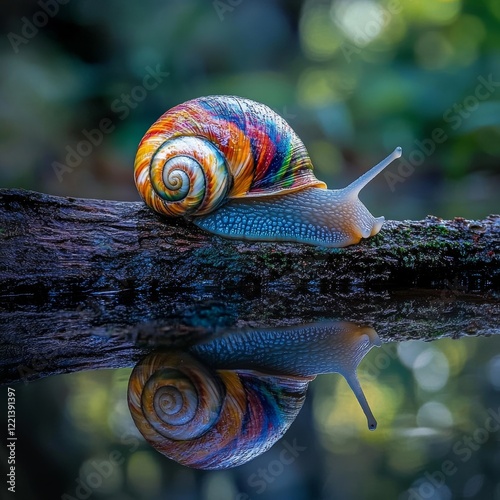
1;0;499;218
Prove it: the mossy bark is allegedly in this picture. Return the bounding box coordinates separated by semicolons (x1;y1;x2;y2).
0;189;498;385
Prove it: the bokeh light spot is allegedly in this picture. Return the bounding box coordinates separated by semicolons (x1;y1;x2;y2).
413;348;450;392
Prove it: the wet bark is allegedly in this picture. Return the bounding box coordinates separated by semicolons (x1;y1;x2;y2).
0;188;499;385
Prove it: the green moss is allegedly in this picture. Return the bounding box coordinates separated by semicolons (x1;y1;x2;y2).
192;245;243;273
428;225;451;236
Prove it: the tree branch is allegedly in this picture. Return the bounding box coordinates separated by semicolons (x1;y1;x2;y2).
0;188;498;385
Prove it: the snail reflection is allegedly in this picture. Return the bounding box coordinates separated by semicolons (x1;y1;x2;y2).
128;321;381;470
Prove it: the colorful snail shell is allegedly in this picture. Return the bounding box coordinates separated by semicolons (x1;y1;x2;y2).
134;95;402;247
128;351;312;470
127;321;381;469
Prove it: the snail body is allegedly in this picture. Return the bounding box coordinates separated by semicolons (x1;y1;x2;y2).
134;96;402;247
191;321;381;430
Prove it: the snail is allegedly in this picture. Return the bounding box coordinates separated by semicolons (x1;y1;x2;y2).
134;95;402;247
128;321;381;469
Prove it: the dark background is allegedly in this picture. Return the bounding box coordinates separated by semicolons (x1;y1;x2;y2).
1;1;499;499
1;0;499;217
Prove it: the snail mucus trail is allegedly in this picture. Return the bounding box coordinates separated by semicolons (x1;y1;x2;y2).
134;95;402;247
128;321;381;469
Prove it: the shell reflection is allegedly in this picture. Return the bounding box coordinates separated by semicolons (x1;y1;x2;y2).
128;321;381;470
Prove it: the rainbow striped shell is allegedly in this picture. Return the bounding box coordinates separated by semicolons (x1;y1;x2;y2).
128;351;311;469
134;96;326;217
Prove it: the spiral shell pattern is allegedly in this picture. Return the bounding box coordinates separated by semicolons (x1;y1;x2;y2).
128;351;312;469
134;96;326;217
129;352;224;441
